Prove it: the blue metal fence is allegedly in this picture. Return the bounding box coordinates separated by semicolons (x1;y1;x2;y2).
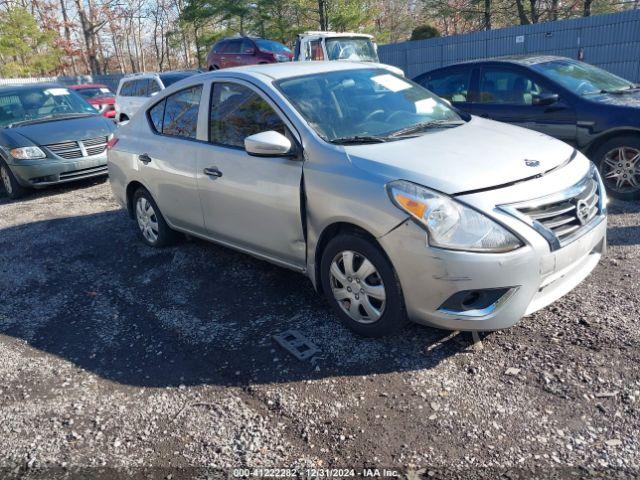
378;9;640;81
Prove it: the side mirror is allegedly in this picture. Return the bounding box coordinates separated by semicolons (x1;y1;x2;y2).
533;92;559;106
244;48;255;55
244;131;293;157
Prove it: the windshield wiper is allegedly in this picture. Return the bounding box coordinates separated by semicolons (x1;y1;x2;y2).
330;135;390;145
389;119;465;138
9;112;95;127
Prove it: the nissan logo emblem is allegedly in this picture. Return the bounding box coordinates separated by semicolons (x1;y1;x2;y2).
575;199;591;225
525;159;540;167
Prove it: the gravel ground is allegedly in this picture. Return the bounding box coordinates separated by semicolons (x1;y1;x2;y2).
0;179;638;479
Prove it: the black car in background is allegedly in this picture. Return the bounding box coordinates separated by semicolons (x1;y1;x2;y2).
0;84;116;199
414;56;640;200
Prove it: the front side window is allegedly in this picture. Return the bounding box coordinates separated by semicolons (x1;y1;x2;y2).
133;80;149;97
531;59;635;95
148;85;202;139
478;68;548;105
255;39;291;54
240;39;255;54
209;82;285;148
422;70;471;103
325;37;378;62
277;68;462;142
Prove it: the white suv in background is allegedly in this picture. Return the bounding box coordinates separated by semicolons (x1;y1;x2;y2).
114;71;198;124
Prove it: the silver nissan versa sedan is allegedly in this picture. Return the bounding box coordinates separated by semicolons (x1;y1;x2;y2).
108;62;607;337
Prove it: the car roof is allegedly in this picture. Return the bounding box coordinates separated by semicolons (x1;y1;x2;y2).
201;61;380;81
0;83;64;93
437;55;571;69
299;31;374;39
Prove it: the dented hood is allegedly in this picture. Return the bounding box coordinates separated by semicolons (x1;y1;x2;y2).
345;116;575;195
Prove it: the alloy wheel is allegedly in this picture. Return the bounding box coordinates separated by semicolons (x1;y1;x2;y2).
601;146;640;193
136;196;159;243
1;166;12;194
329;250;386;324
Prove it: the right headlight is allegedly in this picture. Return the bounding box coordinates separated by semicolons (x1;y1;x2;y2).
10;146;46;160
387;180;523;253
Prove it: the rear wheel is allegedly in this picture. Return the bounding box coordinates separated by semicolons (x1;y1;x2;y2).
320;233;407;337
0;160;27;200
133;188;178;247
593;135;640;201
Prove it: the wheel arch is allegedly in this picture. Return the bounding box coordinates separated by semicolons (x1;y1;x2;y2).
585;127;640;158
125;180;147;218
313;221;389;294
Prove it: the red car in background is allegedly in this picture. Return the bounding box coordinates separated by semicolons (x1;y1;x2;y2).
69;84;116;119
206;37;293;70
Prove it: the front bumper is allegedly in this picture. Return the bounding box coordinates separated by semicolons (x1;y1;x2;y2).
379;215;606;331
8;155;108;188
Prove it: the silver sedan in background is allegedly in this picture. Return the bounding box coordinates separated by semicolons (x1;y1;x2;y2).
108;62;606;337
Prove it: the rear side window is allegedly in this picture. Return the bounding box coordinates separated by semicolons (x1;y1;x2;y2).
224;40;242;54
421;70;471;103
209;82;285;148
148;85;202;139
148;100;165;132
149;80;161;95
213;41;226;53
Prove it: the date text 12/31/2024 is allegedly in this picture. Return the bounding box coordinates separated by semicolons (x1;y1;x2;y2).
231;468;400;477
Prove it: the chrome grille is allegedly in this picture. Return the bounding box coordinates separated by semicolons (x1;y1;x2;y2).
45;136;107;159
502;168;604;251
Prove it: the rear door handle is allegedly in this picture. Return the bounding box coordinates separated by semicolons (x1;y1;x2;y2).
203;166;223;178
479;113;490;118
138;153;152;164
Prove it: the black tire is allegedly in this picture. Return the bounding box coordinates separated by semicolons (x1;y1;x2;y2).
0;159;27;200
132;187;179;247
320;233;407;337
592;135;640;201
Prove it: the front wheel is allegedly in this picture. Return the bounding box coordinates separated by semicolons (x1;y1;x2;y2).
320;233;407;337
593;135;640;201
0;160;27;200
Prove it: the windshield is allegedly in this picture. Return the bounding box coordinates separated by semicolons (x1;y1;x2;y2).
531;60;635;95
76;87;114;99
255;39;291;54
277;68;463;142
325;37;378;62
0;86;97;128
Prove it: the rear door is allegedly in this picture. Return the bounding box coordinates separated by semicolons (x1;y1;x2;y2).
468;65;577;145
415;66;475;111
196;80;305;268
136;85;205;233
221;40;242;68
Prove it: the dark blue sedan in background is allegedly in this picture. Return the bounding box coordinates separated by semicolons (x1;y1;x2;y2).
415;56;640;200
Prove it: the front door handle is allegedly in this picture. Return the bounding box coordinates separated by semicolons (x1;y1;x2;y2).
138;153;152;164
203;166;223;178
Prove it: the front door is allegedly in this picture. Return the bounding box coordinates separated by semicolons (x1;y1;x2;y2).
467;66;577;145
196;80;306;268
